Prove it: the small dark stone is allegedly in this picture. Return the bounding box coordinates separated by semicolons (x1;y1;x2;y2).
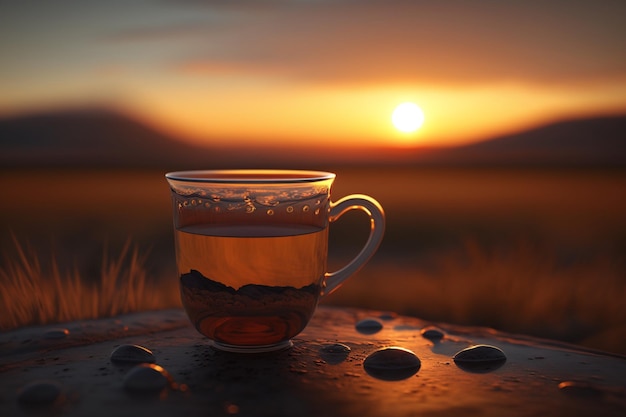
123;364;172;393
378;312;397;321
17;380;64;406
420;326;445;341
111;344;156;364
364;347;421;381
320;343;351;355
320;343;351;364
453;344;506;373
356;319;383;335
43;328;69;340
558;381;605;398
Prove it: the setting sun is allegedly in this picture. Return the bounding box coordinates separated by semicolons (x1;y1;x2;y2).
392;102;425;133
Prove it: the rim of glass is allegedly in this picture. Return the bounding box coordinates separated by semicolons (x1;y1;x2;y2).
165;169;336;183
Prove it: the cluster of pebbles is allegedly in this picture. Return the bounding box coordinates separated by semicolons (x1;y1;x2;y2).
355;316;507;380
110;345;176;393
17;327;178;408
16;314;512;409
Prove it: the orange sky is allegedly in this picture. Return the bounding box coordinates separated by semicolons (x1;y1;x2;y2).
1;1;625;149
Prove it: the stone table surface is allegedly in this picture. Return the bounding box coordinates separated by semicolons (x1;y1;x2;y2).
1;305;625;417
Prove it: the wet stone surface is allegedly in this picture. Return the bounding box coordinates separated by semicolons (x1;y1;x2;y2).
110;344;156;364
363;347;421;381
453;344;507;373
3;306;626;417
355;318;383;335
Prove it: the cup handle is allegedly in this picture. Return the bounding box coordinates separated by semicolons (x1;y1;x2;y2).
323;194;385;295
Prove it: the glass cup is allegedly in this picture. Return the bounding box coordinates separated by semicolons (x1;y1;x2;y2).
165;170;385;353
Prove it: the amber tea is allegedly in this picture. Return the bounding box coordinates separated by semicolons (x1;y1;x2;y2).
177;224;327;348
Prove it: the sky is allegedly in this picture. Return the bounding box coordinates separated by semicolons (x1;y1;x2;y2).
1;0;625;148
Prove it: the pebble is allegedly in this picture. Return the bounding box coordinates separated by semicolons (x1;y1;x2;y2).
363;347;421;381
355;319;383;335
453;344;507;373
111;344;156;364
558;381;604;398
123;364;172;393
43;328;69;340
420;326;445;341
17;380;64;406
320;343;351;364
378;312;398;321
320;343;351;355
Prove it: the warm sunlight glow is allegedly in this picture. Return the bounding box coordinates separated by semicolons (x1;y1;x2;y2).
392;102;425;133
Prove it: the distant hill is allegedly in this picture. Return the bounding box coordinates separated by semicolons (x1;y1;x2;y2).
415;114;626;167
0;108;221;169
1;107;625;168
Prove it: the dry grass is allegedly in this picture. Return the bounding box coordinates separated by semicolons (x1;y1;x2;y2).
0;235;179;331
325;239;626;354
1;233;624;355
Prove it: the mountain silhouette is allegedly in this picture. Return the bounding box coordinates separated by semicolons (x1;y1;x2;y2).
0;107;220;169
1;107;624;168
416;114;626;167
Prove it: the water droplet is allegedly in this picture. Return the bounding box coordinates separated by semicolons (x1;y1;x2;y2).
356;319;383;334
453;344;506;373
111;344;156;364
43;328;69;339
123;364;171;393
364;347;421;381
420;326;445;341
18;380;64;406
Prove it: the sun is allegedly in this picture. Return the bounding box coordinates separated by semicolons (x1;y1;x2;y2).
392;102;425;133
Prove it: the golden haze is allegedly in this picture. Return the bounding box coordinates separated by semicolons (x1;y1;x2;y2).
125;82;626;149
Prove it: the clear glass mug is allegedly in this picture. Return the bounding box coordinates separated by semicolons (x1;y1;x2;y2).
165;170;385;353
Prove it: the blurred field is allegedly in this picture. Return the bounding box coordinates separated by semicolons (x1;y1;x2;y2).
1;167;625;354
